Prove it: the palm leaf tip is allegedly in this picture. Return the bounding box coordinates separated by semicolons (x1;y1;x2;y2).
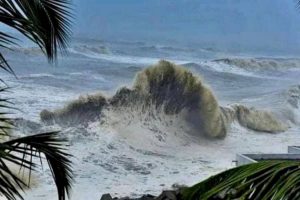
1;132;73;200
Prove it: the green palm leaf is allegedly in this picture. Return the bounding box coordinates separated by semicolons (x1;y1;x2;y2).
297;1;300;9
0;1;74;199
0;86;73;200
0;132;73;200
0;87;16;136
0;0;73;62
182;161;300;200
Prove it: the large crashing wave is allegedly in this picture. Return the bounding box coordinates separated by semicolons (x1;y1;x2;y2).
132;60;228;138
40;60;288;138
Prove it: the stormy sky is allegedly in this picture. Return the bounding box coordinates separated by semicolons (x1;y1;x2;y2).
2;0;300;52
72;0;300;52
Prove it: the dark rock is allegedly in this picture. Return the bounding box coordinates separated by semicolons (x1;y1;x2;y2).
100;189;183;200
119;197;130;200
140;194;156;200
101;193;113;200
171;183;187;190
156;190;177;200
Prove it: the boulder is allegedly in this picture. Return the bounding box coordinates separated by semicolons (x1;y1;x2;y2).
101;193;113;200
156;191;178;200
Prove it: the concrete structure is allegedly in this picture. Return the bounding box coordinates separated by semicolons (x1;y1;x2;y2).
236;154;257;166
288;146;300;154
236;153;300;166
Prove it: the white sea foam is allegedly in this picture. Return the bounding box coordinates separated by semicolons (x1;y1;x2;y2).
203;60;257;76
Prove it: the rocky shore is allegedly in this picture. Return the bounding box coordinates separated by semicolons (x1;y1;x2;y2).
100;189;184;200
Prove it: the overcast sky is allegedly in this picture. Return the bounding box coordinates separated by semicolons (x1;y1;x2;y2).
70;0;300;51
2;0;300;52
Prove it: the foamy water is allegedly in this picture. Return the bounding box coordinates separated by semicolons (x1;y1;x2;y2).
1;39;300;200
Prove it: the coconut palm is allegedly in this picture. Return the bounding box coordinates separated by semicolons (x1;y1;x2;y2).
182;161;300;200
0;0;73;200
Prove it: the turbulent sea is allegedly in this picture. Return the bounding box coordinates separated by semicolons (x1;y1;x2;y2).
2;38;300;199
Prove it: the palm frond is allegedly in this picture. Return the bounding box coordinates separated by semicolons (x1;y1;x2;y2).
0;0;73;62
0;132;73;200
0;87;15;136
0;1;74;200
182;161;300;200
297;1;300;9
0;53;15;78
0;32;17;49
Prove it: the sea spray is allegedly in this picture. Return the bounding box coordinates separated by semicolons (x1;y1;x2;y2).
230;105;288;133
280;85;300;124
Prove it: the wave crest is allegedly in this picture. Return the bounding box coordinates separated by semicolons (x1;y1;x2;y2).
68;44;110;56
231;105;288;133
214;58;300;71
132;60;227;138
40;94;107;126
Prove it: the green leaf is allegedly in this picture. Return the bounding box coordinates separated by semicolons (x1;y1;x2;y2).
1;132;73;200
182;161;300;200
0;0;73;62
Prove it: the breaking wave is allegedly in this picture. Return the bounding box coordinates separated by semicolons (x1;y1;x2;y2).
286;85;300;109
214;57;300;71
40;94;107;126
4;47;44;56
67;47;164;65
4;44;109;57
68;44;110;55
138;45;197;53
40;61;289;140
280;85;300;125
230;105;288;133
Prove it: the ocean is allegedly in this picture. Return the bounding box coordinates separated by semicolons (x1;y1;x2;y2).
1;37;300;199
